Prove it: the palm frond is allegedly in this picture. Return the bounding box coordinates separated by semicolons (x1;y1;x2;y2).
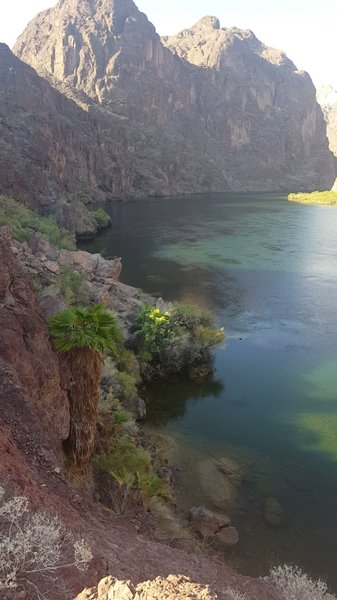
48;304;122;353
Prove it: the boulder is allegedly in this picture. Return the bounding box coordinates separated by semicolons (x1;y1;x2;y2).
215;525;239;546
196;458;237;510
190;506;231;539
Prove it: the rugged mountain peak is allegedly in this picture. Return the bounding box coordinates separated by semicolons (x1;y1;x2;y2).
192;15;221;31
14;0;156;104
163;18;296;72
11;1;336;194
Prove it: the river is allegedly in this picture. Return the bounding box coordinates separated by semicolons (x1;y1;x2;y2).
82;192;337;590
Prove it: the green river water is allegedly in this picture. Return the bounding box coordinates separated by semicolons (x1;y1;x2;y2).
82;193;337;590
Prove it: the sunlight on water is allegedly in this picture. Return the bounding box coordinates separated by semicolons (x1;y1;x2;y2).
298;413;337;460
302;359;337;401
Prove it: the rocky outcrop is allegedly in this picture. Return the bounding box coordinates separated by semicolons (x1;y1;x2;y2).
4;229;146;330
14;0;335;194
317;85;337;156
74;575;217;600
0;231;69;449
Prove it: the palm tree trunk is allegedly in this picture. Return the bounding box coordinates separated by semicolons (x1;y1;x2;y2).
63;347;101;467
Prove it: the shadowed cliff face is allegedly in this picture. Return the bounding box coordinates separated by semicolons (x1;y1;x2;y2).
11;0;337;193
0;43;135;234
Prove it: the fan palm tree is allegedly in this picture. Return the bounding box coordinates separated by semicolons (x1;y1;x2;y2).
49;304;122;467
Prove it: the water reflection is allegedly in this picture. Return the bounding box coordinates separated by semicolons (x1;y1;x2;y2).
144;371;224;427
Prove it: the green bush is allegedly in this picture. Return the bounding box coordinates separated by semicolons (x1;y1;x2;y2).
94;435;170;512
0;196;75;249
57;267;91;305
134;303;224;379
116;371;138;402
114;347;141;380
93;208;110;229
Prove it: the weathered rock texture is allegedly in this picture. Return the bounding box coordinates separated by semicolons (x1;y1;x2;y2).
0;43;132;235
0;232;70;450
14;0;335;194
74;575;217;600
317;85;337;156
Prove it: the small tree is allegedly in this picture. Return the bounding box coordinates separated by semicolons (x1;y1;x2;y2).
49;304;122;467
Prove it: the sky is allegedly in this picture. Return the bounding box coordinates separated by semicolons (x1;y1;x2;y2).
1;0;336;90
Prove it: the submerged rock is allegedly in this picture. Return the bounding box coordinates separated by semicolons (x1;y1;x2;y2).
264;496;283;526
190;506;231;538
189;506;239;547
217;456;243;487
196;459;237;510
215;525;239;546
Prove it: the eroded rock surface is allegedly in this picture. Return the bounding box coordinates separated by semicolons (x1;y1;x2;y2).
317;85;337;156
0;43;132;235
74;574;217;600
196;458;238;511
14;0;335;194
0;232;69;447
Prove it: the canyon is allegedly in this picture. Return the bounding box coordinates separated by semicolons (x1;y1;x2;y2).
0;0;334;235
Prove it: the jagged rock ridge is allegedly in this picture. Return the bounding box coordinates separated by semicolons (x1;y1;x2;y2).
13;0;335;195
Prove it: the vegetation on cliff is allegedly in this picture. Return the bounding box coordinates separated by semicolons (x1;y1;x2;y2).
48;304;122;467
133;303;225;379
93;208;111;229
288;190;337;205
0;196;75;249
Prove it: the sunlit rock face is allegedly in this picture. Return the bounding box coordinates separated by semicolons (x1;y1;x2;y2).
317;85;337;157
13;0;336;193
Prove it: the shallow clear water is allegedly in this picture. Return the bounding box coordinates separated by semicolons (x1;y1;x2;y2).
82;193;337;589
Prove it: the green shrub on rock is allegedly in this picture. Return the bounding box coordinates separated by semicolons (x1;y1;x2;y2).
0;196;75;249
92;208;111;229
57;267;91;305
133;303;224;379
94;435;170;512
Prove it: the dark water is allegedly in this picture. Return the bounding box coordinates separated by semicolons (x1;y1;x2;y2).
82;193;337;589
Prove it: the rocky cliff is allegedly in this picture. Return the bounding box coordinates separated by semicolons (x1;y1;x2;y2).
0;43;135;236
317;85;337;156
14;0;335;194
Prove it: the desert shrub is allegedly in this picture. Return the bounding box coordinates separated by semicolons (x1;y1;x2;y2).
92;208;110;229
94;435;170;513
133;303;224;379
0;196;75;249
114;347;141;380
116;371;139;402
57;267;91;305
264;565;336;600
0;486;92;598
